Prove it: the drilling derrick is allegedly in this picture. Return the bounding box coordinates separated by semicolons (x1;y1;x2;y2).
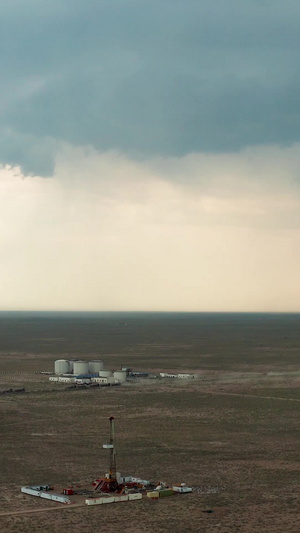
92;416;124;493
109;416;116;480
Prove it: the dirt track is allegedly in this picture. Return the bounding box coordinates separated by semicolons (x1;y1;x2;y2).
202;390;300;401
0;502;84;517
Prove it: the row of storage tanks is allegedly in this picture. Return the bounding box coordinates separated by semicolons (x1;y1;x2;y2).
54;359;127;383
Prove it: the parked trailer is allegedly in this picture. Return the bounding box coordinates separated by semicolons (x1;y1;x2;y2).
173;485;193;493
39;492;52;500
85;498;103;506
21;487;41;497
85;497;114;506
21;487;71;504
50;494;71;503
85;494;141;506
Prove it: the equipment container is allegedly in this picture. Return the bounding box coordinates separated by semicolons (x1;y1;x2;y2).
158;489;174;497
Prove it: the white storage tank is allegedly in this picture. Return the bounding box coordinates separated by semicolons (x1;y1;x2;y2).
73;360;89;375
88;360;104;374
113;371;127;383
69;359;79;372
99;370;113;378
54;359;70;375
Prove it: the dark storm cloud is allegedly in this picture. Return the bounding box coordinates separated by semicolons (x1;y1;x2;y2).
1;0;300;174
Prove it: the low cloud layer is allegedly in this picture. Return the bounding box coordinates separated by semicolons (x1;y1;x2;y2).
1;1;300;174
2;2;299;310
1;144;299;311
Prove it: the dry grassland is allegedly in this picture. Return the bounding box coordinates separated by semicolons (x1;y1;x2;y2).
0;313;299;532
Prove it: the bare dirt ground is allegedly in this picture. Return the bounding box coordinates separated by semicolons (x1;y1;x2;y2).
0;313;299;531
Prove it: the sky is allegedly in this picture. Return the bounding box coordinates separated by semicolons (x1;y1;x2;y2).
1;0;300;311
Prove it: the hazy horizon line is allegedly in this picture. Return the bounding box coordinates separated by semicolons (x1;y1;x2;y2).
0;310;299;315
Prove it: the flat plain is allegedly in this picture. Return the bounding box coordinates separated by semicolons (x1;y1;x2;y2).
0;312;299;532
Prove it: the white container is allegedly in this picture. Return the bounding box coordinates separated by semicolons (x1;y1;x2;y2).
40;492;51;500
128;493;142;500
85;498;104;506
58;377;76;383
99;370;113;378
92;377;114;384
73;361;89;375
173;485;193;493
21;487;40;496
113;371;127;383
114;495;129;502
50;494;71;503
88;360;104;373
134;479;150;486
21;487;70;504
54;359;70;375
92;377;107;383
120;476;133;483
102;497;115;504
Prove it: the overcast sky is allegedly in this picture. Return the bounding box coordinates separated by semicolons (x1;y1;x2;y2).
1;1;300;311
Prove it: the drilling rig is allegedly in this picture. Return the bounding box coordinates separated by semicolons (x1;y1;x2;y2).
93;417;124;493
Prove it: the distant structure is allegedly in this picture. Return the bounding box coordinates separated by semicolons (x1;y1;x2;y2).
89;360;104;373
93;416;122;493
50;360;198;386
159;372;196;379
54;359;70;375
73;361;89;375
113;371;127;383
99;370;113;378
50;359;127;386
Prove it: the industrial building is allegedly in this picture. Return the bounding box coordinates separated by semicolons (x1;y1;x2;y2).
54;359;104;376
50;360;198;387
159;372;197;379
50;359;128;386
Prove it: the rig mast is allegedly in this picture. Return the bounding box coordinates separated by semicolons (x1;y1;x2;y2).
93;416;124;493
108;416;116;480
